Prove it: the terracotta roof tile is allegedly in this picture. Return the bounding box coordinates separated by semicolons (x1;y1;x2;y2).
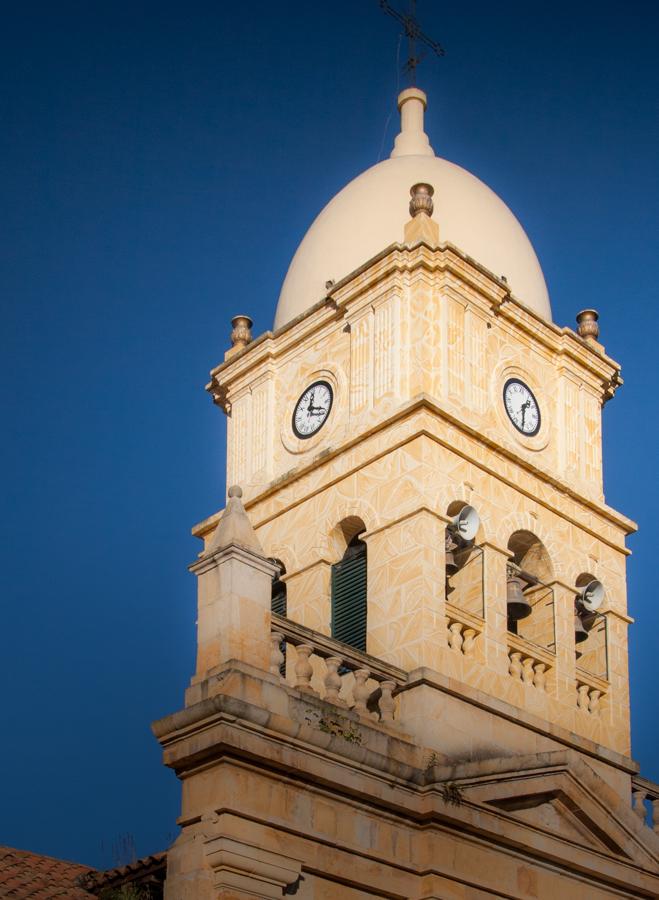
0;846;96;899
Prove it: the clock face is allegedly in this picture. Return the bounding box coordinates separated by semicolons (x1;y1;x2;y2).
292;380;334;439
503;378;541;436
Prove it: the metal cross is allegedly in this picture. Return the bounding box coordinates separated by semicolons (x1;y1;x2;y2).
379;0;445;85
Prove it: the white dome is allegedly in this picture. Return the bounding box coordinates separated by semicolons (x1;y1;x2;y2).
274;89;551;329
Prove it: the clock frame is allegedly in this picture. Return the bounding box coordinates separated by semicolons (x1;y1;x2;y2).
291;380;334;440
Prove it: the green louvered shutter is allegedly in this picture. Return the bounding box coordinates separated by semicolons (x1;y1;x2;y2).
331;541;367;652
271;578;287;617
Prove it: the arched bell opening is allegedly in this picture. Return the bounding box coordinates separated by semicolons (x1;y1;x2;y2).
506;531;555;649
330;518;367;653
445;502;484;618
574;572;608;679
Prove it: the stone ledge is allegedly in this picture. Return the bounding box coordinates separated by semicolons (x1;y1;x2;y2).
400;666;638;776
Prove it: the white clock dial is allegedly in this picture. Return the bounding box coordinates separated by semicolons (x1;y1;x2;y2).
503;378;541;436
292;380;333;439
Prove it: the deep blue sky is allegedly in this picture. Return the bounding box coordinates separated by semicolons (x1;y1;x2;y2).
1;0;658;869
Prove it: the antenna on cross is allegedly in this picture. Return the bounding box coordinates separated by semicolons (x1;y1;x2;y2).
379;0;445;86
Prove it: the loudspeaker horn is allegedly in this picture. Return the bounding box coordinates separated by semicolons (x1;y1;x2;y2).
578;580;605;613
450;505;480;543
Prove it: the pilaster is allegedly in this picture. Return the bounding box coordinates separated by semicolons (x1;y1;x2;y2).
364;510;445;670
481;542;510;678
284;559;332;635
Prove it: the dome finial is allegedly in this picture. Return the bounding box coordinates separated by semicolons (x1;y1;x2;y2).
390;88;435;159
404;183;439;247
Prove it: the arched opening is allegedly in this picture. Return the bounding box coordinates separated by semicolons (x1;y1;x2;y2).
269;558;287;617
445;502;484;617
574;572;608;678
506;531;555;647
331;520;367;652
507;530;554;583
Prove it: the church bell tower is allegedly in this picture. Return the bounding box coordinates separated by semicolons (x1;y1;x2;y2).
153;88;659;899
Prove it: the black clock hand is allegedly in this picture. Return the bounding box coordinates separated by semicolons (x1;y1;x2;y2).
520;398;530;429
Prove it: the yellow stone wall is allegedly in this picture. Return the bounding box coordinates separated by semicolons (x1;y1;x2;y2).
202;240;634;757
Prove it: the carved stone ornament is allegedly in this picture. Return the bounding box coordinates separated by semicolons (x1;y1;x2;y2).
576;308;599;341
409;182;434;218
230;314;253;349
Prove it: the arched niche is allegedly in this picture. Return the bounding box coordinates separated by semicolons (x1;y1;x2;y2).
507;530;554;584
576;572;597;590
506;531;555;647
330;517;367;652
328;515;367;561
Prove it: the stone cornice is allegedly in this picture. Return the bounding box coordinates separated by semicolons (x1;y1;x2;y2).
192;396;636;545
400;666;638;775
207;241;621;409
189;543;277;577
152;666;638;781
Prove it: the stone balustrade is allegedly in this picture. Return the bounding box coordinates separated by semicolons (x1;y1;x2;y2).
445;602;484;657
271;612;406;724
631;776;659;833
507;634;554;692
575;668;608;715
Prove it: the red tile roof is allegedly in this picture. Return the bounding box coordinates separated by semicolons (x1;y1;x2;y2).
0;846;96;899
81;852;166;893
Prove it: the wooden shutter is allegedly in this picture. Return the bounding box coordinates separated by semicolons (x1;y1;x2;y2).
331;542;367;652
271;578;287;617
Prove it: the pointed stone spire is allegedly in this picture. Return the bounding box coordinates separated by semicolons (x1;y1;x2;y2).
390;88;435;158
207;485;264;555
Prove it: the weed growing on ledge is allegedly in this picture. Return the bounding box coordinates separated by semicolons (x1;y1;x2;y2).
422;753;463;806
305;709;363;744
440;782;463;806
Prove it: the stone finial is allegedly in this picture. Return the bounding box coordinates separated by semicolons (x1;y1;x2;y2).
207;484;264;554
409;183;434;218
576;309;599;342
404;183;439;248
230;315;253;351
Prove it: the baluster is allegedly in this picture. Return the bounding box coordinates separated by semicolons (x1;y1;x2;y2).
379;680;396;723
577;683;590;711
269;631;285;677
509;651;522;680
588;689;601;715
448;622;463;653
323;656;345;706
533;662;546;691
633;789;647;820
352;668;371;715
294;643;315;693
521;657;534;685
652;799;659;834
462;628;476;657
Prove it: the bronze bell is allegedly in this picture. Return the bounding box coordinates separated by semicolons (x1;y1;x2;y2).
445;532;458;576
574;613;589;644
507;575;532;621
